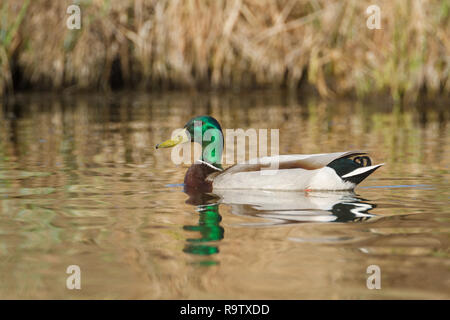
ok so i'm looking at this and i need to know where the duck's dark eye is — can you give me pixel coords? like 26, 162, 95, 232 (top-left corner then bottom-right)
353, 156, 372, 167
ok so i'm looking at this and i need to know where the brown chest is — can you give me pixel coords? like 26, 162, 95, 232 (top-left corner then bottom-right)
183, 163, 218, 193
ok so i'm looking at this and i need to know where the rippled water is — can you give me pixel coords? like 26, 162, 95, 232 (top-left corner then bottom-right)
0, 92, 448, 299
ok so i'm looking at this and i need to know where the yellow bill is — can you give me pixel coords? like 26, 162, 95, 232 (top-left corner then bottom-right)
155, 128, 190, 149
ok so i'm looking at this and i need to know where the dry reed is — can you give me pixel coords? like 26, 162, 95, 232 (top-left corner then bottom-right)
0, 0, 449, 101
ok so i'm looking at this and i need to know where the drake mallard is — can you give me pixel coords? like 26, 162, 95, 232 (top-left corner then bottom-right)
156, 115, 383, 192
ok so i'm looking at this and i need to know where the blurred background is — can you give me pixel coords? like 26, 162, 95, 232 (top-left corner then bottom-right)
0, 0, 449, 299
0, 0, 449, 102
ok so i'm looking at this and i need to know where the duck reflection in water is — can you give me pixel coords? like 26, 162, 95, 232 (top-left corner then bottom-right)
182, 188, 377, 258
183, 191, 223, 258
215, 190, 377, 227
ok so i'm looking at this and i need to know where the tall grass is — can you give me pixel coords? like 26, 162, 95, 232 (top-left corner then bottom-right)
0, 0, 449, 101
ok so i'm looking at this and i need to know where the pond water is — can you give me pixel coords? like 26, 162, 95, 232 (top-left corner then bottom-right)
0, 92, 448, 299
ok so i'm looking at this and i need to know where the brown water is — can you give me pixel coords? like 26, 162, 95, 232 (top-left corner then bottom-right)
0, 92, 448, 299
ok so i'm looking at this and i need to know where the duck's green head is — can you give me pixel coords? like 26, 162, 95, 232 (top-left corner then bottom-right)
156, 115, 223, 167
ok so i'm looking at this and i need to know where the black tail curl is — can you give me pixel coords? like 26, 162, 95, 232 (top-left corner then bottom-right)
327, 155, 378, 185
353, 156, 372, 167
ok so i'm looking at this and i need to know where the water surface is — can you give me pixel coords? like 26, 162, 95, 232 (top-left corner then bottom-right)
0, 92, 448, 299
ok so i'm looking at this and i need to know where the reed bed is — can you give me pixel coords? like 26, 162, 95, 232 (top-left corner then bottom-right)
0, 0, 449, 101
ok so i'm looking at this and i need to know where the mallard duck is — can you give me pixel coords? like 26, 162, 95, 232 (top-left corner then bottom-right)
156, 115, 383, 192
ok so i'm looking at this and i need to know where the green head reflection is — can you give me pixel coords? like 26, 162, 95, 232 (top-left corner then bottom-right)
183, 201, 224, 258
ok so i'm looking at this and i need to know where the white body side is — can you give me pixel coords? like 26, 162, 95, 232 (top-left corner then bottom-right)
212, 166, 356, 191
